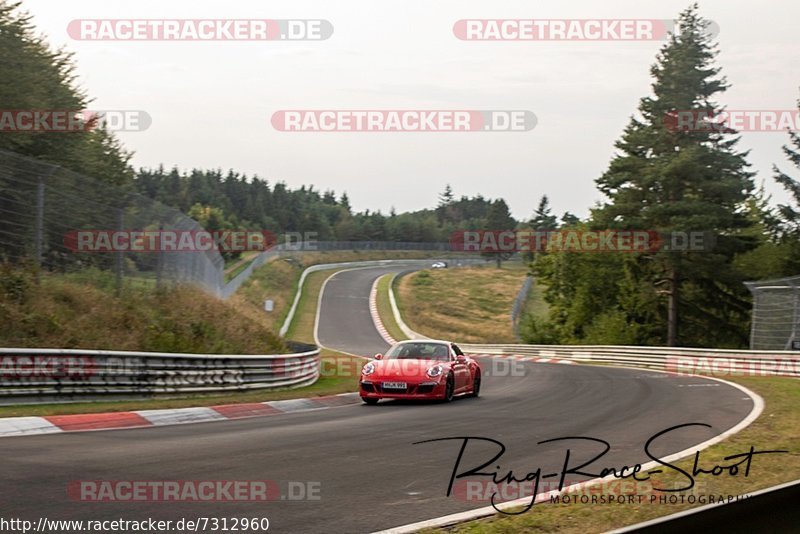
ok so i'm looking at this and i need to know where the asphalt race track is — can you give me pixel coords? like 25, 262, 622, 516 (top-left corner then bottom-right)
316, 264, 416, 355
0, 264, 757, 533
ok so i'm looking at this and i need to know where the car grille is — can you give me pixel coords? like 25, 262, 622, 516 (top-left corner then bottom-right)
378, 384, 409, 393
362, 382, 437, 395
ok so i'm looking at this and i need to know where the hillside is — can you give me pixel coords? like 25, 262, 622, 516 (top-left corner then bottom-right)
0, 264, 286, 354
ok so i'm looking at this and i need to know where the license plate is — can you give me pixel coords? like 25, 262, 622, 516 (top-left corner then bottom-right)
382, 381, 407, 389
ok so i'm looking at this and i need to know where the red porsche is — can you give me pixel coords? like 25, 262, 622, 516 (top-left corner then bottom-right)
359, 340, 481, 404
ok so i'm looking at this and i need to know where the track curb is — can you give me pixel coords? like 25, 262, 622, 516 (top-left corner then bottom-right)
0, 392, 361, 437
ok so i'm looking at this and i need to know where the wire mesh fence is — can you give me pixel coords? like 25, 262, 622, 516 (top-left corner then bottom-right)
745, 275, 800, 350
0, 149, 460, 299
0, 148, 226, 295
511, 275, 533, 340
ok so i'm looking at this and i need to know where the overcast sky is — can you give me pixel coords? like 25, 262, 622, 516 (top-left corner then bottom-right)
21, 0, 800, 219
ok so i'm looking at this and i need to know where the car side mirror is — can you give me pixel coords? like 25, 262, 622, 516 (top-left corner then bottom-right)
374, 353, 383, 360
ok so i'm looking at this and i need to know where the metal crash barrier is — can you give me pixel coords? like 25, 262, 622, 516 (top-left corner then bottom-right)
459, 343, 800, 377
0, 342, 320, 405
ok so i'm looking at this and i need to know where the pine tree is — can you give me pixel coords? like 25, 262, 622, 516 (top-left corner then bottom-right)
773, 96, 800, 235
560, 212, 580, 227
339, 192, 351, 213
483, 199, 516, 268
436, 184, 455, 224
594, 4, 755, 346
0, 1, 132, 183
530, 195, 558, 230
768, 94, 800, 275
522, 195, 558, 263
438, 184, 454, 205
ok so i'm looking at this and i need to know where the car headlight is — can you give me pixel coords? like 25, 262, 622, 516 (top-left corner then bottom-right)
362, 362, 376, 376
427, 365, 443, 378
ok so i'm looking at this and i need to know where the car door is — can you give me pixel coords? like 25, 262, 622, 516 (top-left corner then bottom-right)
450, 344, 470, 392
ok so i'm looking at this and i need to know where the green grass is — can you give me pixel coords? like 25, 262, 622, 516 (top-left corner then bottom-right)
523, 280, 549, 320
0, 265, 286, 355
376, 273, 408, 342
285, 268, 340, 343
426, 376, 799, 534
396, 264, 529, 343
235, 257, 301, 332
224, 252, 259, 282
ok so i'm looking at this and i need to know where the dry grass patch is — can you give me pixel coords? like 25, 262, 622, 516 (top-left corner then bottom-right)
0, 265, 285, 354
396, 264, 528, 343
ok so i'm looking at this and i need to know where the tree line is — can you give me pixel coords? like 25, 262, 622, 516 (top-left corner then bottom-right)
135, 166, 518, 244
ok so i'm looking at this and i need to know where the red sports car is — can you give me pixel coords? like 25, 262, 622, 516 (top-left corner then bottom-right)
359, 340, 481, 404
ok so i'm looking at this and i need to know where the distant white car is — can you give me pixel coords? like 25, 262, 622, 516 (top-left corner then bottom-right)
431, 261, 447, 269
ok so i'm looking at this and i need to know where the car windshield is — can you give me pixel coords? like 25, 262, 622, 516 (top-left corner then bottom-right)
385, 342, 450, 361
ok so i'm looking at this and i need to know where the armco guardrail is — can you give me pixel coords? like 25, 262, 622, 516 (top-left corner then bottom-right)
0, 342, 320, 405
387, 279, 799, 376
458, 343, 800, 376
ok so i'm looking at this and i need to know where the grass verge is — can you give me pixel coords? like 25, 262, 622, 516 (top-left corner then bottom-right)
523, 280, 549, 320
375, 273, 408, 342
284, 268, 339, 344
0, 265, 285, 354
224, 251, 259, 282
233, 250, 458, 333
425, 376, 798, 533
396, 263, 529, 343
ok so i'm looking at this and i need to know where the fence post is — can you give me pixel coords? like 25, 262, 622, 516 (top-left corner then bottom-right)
789, 283, 800, 350
748, 285, 757, 350
34, 174, 45, 283
156, 222, 164, 290
115, 207, 124, 296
